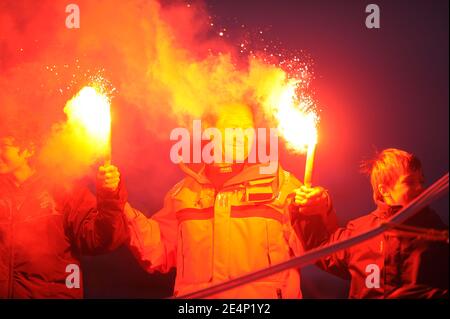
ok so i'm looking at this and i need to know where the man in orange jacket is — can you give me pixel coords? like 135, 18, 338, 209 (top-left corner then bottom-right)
292, 148, 448, 298
124, 103, 336, 298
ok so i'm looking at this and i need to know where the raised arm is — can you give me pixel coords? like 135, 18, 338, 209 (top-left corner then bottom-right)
64, 165, 128, 255
290, 186, 351, 279
124, 187, 179, 274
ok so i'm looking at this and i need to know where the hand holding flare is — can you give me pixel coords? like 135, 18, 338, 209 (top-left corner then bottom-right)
97, 164, 121, 193
66, 85, 119, 193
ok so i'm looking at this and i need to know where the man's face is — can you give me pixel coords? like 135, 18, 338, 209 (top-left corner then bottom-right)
214, 105, 255, 163
0, 137, 31, 174
384, 170, 425, 206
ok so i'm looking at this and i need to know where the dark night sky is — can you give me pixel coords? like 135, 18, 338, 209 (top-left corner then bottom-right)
79, 0, 449, 298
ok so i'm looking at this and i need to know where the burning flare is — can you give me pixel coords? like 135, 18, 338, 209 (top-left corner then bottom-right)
64, 85, 112, 158
271, 80, 318, 154
269, 79, 319, 187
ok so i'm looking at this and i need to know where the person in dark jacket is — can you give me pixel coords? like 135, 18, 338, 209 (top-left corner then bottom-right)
0, 129, 128, 298
292, 148, 448, 298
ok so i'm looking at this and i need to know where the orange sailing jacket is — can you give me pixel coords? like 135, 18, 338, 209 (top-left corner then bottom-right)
125, 163, 335, 298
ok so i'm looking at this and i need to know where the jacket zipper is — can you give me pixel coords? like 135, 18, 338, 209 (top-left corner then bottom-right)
180, 226, 185, 279
265, 220, 283, 299
7, 200, 14, 298
265, 221, 272, 267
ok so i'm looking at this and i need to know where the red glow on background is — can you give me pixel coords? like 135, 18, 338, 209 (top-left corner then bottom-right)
0, 0, 447, 299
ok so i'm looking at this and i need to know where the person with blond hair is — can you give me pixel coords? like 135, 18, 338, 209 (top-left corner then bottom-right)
292, 148, 448, 298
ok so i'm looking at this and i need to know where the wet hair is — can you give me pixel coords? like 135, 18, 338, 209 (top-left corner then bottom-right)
214, 102, 255, 128
0, 124, 37, 150
360, 148, 423, 202
0, 120, 43, 171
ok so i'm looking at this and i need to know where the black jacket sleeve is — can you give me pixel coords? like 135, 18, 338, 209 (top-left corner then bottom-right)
63, 181, 129, 255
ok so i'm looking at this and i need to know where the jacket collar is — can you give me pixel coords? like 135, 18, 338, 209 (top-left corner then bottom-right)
179, 162, 279, 188
373, 200, 403, 219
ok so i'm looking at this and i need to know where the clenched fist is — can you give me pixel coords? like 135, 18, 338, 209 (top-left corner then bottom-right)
293, 185, 330, 214
97, 164, 121, 193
